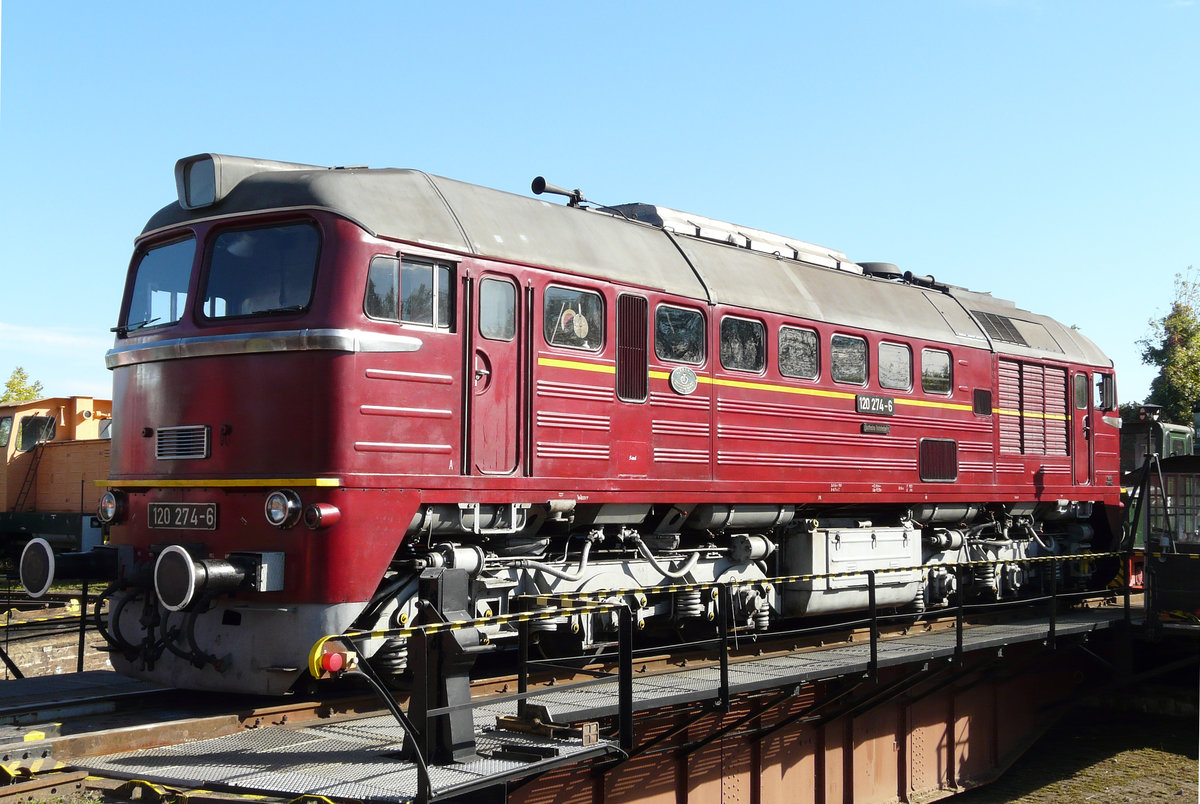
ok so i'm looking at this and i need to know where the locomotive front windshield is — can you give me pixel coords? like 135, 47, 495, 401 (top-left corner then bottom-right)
201, 222, 320, 319
123, 237, 197, 332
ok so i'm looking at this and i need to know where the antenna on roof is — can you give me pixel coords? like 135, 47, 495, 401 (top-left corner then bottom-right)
532, 177, 587, 208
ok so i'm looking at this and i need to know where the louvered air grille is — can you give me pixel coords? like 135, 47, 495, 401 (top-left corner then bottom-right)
617, 294, 649, 402
919, 439, 958, 482
973, 311, 1029, 347
157, 425, 210, 460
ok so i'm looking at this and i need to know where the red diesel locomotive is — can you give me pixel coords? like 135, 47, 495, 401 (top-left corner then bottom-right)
21, 155, 1122, 693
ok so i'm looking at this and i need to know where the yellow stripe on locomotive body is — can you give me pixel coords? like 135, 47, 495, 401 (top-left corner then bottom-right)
994, 407, 1070, 421
549, 356, 980, 415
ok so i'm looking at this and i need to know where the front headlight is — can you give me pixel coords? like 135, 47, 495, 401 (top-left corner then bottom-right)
97, 491, 125, 524
264, 489, 302, 529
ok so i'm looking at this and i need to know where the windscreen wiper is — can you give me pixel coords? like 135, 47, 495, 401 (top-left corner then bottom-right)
111, 317, 161, 336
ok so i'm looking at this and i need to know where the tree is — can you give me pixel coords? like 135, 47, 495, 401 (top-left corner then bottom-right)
1118, 401, 1146, 426
1140, 269, 1200, 425
0, 367, 44, 404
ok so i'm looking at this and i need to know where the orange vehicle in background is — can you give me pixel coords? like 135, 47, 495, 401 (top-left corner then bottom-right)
0, 396, 112, 553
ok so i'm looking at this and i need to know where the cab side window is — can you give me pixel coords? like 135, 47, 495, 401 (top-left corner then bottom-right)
366, 256, 454, 330
18, 416, 55, 452
1095, 372, 1117, 411
1074, 374, 1090, 410
0, 416, 11, 448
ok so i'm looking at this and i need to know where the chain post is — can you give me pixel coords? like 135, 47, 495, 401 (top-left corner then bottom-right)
618, 605, 634, 751
867, 570, 878, 679
718, 584, 731, 713
77, 581, 89, 673
954, 563, 965, 665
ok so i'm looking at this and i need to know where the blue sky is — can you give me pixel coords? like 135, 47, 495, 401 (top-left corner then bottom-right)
1, 1, 1197, 403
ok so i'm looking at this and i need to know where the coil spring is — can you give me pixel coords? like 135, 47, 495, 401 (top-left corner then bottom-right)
372, 637, 408, 675
754, 602, 770, 631
913, 581, 927, 615
675, 589, 704, 619
974, 563, 997, 592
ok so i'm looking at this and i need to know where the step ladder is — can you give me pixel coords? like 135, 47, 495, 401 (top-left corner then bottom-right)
13, 420, 54, 512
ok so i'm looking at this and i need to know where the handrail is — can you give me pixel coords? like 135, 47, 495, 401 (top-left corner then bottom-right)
304, 549, 1132, 796
309, 551, 1127, 654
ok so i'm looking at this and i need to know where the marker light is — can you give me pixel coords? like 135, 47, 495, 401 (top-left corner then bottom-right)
320, 651, 346, 673
264, 489, 302, 529
303, 503, 341, 530
97, 491, 125, 524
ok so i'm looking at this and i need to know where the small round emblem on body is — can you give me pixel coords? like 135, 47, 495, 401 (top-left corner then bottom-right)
669, 366, 698, 395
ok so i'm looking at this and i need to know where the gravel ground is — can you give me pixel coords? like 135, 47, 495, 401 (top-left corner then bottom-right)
954, 704, 1198, 802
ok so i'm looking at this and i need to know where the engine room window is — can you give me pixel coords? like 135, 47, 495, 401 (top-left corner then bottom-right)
879, 343, 912, 391
921, 349, 953, 395
779, 326, 819, 380
203, 222, 320, 319
544, 285, 604, 351
365, 256, 453, 330
0, 417, 10, 448
720, 316, 766, 373
18, 416, 55, 452
655, 305, 705, 365
831, 334, 867, 385
479, 278, 516, 341
123, 236, 196, 332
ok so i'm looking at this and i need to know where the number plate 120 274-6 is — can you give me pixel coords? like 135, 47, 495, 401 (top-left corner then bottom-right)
855, 394, 895, 416
148, 502, 217, 530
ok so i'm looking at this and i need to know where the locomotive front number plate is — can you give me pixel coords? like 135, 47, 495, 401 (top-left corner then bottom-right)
855, 394, 895, 416
149, 502, 218, 530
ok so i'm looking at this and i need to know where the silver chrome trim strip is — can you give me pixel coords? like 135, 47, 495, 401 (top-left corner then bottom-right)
105, 328, 423, 368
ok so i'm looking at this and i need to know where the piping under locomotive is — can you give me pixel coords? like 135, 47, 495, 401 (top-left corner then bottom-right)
21, 155, 1122, 694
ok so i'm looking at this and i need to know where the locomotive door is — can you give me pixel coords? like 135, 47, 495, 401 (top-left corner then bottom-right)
1072, 371, 1093, 485
468, 273, 521, 474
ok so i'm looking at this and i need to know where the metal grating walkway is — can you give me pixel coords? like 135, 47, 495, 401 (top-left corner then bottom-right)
79, 607, 1129, 802
83, 716, 611, 803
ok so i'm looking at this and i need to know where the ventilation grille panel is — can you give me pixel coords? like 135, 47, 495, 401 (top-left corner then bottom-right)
157, 425, 210, 460
973, 311, 1029, 347
616, 294, 649, 402
919, 439, 958, 482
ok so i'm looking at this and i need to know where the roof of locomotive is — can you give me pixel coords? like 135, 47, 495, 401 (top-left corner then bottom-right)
141, 159, 1110, 368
